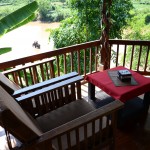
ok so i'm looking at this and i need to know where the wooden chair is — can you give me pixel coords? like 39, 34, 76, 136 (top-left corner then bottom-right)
0, 73, 124, 150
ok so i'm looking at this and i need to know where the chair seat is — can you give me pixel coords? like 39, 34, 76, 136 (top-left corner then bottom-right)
36, 99, 95, 132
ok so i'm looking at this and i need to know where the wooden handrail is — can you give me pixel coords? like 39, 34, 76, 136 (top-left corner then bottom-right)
1, 40, 102, 86
109, 39, 150, 45
0, 40, 101, 70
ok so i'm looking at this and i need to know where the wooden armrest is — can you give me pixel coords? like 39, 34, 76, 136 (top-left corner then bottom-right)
24, 100, 124, 150
42, 100, 124, 139
15, 75, 83, 102
13, 72, 79, 98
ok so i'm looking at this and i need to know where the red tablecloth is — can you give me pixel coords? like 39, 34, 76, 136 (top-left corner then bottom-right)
85, 66, 150, 102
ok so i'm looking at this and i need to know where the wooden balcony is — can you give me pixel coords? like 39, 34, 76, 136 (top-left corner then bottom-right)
0, 39, 150, 149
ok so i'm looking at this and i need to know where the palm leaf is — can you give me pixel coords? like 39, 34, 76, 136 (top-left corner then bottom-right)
0, 47, 12, 55
8, 14, 36, 32
0, 1, 38, 37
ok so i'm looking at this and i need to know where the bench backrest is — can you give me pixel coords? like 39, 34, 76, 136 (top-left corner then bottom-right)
15, 75, 83, 118
0, 71, 83, 118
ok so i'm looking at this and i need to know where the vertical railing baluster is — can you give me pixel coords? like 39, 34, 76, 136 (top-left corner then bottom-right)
28, 67, 34, 85
45, 62, 49, 80
90, 48, 92, 73
84, 124, 88, 149
144, 46, 150, 72
92, 120, 96, 148
23, 69, 28, 87
137, 45, 142, 71
13, 72, 19, 86
116, 44, 119, 67
76, 128, 80, 150
71, 52, 74, 72
56, 55, 60, 77
40, 64, 45, 81
130, 45, 135, 70
123, 45, 127, 67
63, 53, 67, 74
67, 133, 71, 149
71, 83, 76, 101
109, 44, 112, 68
49, 60, 55, 78
58, 136, 62, 150
84, 49, 86, 76
95, 46, 98, 71
52, 90, 57, 109
32, 66, 38, 84
99, 118, 102, 144
76, 81, 81, 99
77, 50, 80, 74
18, 70, 24, 87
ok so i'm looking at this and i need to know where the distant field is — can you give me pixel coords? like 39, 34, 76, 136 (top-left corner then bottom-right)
0, 3, 26, 19
133, 3, 150, 12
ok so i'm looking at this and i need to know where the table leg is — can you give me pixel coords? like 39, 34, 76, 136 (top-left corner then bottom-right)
143, 92, 150, 113
88, 82, 95, 100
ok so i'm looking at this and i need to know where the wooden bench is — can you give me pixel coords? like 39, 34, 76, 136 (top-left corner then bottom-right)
0, 72, 124, 150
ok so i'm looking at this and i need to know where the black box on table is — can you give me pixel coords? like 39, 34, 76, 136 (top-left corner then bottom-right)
117, 70, 132, 82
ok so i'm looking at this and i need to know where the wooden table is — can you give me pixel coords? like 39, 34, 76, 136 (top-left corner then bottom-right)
85, 66, 150, 111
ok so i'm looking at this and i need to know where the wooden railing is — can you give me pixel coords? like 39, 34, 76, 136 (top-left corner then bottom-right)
109, 39, 150, 76
0, 39, 150, 88
0, 40, 101, 87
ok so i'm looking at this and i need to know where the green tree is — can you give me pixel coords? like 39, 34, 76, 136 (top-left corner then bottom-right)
50, 0, 133, 48
110, 0, 133, 38
49, 0, 133, 74
36, 0, 53, 21
122, 3, 150, 69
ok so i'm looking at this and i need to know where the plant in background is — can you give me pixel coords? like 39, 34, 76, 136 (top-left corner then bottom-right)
49, 0, 133, 73
145, 14, 150, 25
50, 0, 133, 48
36, 0, 53, 21
122, 2, 150, 69
0, 1, 38, 55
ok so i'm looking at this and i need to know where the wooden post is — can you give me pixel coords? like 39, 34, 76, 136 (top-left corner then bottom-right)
100, 0, 112, 70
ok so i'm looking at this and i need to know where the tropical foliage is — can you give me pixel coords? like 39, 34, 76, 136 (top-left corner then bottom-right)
49, 0, 133, 74
0, 0, 71, 22
0, 1, 38, 37
0, 1, 38, 55
50, 0, 133, 49
122, 2, 150, 69
37, 0, 71, 22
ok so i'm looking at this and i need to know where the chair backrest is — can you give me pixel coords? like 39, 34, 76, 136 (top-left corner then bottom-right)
0, 86, 42, 144
0, 72, 20, 94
